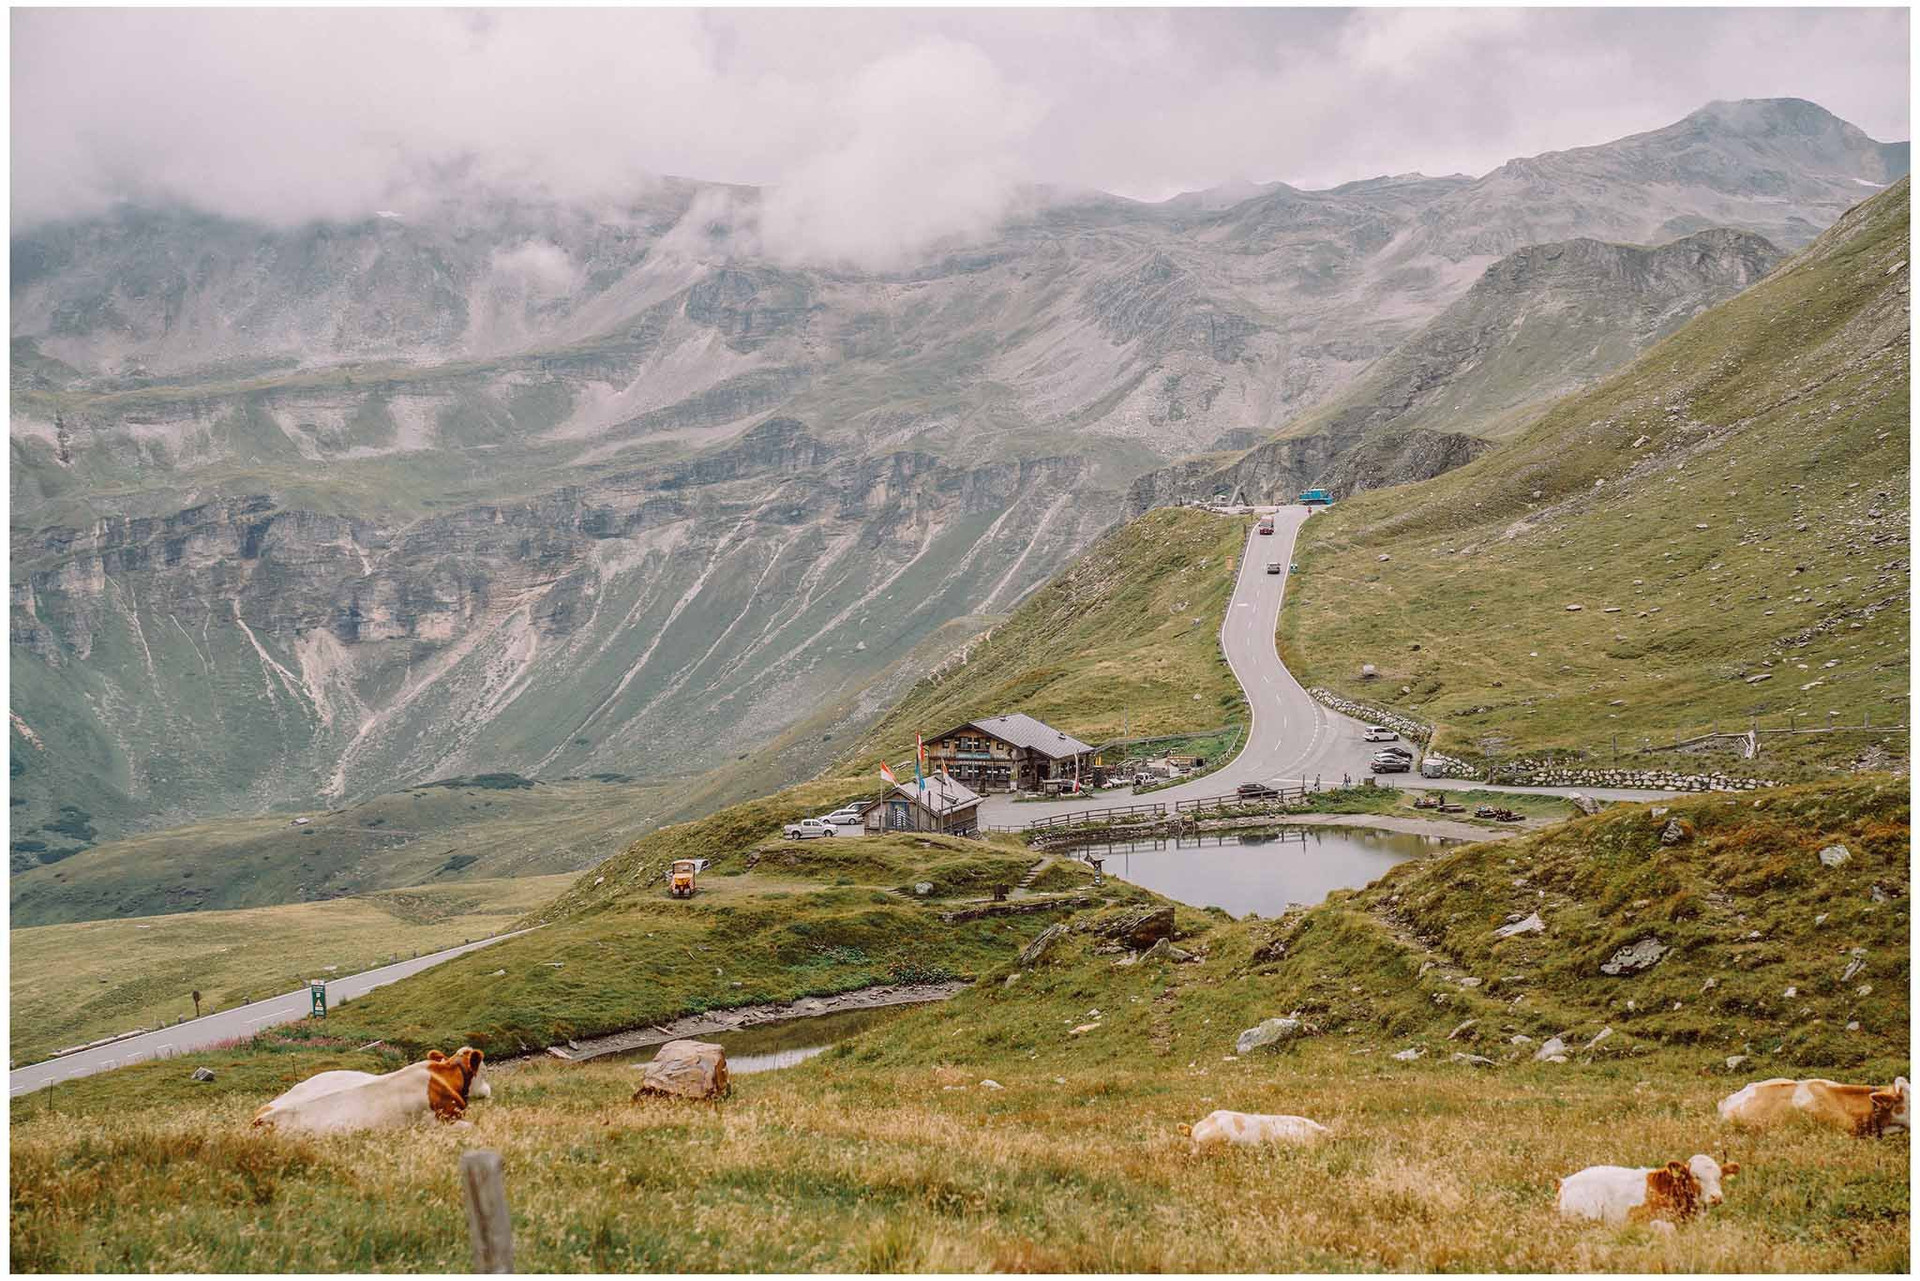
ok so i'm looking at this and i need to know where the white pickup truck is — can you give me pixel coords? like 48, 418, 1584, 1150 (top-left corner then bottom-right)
782, 817, 838, 840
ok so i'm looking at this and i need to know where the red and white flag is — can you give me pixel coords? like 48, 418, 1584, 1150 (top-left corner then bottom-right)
879, 762, 897, 785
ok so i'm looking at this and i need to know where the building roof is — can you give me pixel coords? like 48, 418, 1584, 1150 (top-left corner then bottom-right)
941, 712, 1093, 760
889, 769, 981, 816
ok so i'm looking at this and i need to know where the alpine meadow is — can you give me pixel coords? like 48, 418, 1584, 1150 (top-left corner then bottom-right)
7, 8, 1911, 1277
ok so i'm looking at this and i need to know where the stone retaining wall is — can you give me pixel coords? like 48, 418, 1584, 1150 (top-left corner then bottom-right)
1308, 688, 1432, 744
1490, 758, 1780, 792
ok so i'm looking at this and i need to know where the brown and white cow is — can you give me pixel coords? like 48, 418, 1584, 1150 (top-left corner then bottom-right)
1180, 1109, 1330, 1149
1718, 1076, 1910, 1137
254, 1047, 486, 1134
1556, 1154, 1738, 1225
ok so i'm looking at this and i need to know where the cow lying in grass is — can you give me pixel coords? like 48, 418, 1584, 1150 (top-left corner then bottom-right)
1181, 1110, 1329, 1149
1556, 1154, 1737, 1226
254, 1047, 487, 1134
1718, 1077, 1910, 1137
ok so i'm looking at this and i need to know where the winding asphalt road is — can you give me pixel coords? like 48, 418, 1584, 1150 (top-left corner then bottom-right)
8, 928, 537, 1097
977, 506, 1677, 828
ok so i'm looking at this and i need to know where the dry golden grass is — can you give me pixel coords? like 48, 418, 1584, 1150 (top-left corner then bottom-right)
11, 1041, 1907, 1272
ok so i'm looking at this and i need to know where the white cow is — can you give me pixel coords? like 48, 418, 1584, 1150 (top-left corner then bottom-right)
254, 1047, 486, 1134
1556, 1154, 1737, 1225
263, 1051, 493, 1112
1182, 1109, 1330, 1149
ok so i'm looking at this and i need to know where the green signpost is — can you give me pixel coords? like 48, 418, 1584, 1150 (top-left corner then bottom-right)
309, 981, 327, 1019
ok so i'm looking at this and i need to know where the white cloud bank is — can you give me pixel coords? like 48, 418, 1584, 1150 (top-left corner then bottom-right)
10, 8, 1910, 269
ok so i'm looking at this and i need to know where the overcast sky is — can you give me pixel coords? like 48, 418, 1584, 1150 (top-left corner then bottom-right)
12, 7, 1910, 265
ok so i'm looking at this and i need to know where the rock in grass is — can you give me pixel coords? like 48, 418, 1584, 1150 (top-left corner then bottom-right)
1494, 912, 1546, 940
1726, 1055, 1750, 1072
1095, 905, 1175, 948
1533, 1036, 1569, 1062
1236, 1017, 1303, 1055
1019, 924, 1066, 967
634, 1039, 729, 1102
1391, 1047, 1425, 1062
190, 1067, 216, 1082
1450, 1053, 1495, 1067
1601, 937, 1669, 976
1817, 844, 1851, 868
1658, 819, 1694, 846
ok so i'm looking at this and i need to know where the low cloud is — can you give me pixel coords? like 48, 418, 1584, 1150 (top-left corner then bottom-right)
757, 39, 1044, 269
489, 241, 583, 300
11, 9, 1909, 269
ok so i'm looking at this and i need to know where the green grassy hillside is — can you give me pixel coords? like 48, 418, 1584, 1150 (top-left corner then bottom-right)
1284, 179, 1910, 774
287, 828, 1109, 1057
851, 507, 1249, 765
9, 774, 671, 927
12, 777, 1906, 1271
9, 875, 573, 1066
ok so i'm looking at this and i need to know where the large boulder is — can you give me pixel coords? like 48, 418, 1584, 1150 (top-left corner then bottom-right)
1094, 905, 1175, 948
1600, 937, 1670, 976
1236, 1017, 1303, 1055
634, 1040, 730, 1102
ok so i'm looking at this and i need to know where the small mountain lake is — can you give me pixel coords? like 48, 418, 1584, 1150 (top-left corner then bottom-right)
605, 1005, 910, 1076
1067, 825, 1458, 918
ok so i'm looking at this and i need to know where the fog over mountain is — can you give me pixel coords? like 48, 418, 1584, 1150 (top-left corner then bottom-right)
7, 8, 1912, 859
12, 8, 1910, 266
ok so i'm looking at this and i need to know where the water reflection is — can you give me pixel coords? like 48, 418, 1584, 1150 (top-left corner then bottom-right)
605, 1005, 911, 1075
1068, 825, 1455, 919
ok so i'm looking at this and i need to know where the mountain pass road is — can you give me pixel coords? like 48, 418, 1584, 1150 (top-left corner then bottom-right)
9, 928, 538, 1096
976, 506, 1679, 827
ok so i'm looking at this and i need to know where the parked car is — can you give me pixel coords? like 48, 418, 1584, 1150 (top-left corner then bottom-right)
1370, 757, 1411, 774
1236, 782, 1281, 799
1362, 726, 1398, 742
1419, 759, 1447, 779
1375, 745, 1414, 761
1265, 562, 1283, 574
821, 806, 864, 825
782, 817, 838, 840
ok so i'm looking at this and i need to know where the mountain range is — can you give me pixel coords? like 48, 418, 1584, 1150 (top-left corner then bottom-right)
9, 98, 1908, 851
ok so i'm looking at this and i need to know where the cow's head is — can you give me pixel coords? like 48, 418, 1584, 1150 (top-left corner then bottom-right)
1643, 1160, 1704, 1221
1688, 1154, 1735, 1206
424, 1047, 486, 1120
1869, 1077, 1910, 1134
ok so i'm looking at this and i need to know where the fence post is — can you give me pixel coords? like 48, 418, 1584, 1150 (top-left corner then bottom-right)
460, 1149, 513, 1273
